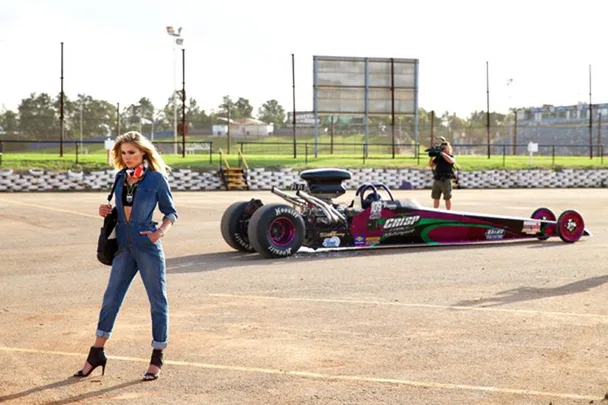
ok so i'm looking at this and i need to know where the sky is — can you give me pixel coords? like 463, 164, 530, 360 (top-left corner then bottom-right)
1, 0, 608, 119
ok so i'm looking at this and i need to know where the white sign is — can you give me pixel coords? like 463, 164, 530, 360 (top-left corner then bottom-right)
527, 142, 538, 165
104, 137, 115, 151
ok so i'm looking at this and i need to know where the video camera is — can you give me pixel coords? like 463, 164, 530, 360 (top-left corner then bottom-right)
425, 144, 445, 157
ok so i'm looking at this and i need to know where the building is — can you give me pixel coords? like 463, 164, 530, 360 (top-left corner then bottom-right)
212, 124, 228, 136
286, 111, 319, 127
516, 103, 608, 125
230, 118, 274, 136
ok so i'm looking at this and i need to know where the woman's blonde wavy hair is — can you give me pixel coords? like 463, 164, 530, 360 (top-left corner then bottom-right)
112, 131, 170, 175
439, 136, 453, 155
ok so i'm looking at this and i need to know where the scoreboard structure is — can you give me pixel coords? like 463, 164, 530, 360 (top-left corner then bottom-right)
312, 55, 419, 157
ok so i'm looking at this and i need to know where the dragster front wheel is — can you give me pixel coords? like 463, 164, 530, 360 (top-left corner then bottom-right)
556, 210, 585, 243
248, 203, 305, 258
530, 207, 556, 240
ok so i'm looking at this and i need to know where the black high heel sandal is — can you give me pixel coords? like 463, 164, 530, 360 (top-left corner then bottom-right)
73, 346, 107, 377
142, 349, 164, 381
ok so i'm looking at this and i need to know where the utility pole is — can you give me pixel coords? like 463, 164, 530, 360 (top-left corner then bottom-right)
486, 61, 490, 159
291, 53, 297, 158
181, 48, 186, 158
59, 42, 65, 157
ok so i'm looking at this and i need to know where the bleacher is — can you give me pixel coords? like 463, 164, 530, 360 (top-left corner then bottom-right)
493, 123, 606, 156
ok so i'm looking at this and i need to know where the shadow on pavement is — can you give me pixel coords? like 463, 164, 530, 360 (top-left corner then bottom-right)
0, 378, 143, 404
454, 274, 608, 308
165, 240, 567, 274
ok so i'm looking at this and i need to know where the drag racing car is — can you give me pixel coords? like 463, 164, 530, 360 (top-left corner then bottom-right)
220, 168, 591, 259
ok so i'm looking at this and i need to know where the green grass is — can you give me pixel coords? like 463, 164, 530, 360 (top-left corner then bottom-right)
1, 151, 606, 172
2, 134, 605, 171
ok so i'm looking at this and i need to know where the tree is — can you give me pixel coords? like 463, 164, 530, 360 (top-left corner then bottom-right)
257, 99, 286, 128
137, 97, 155, 120
466, 110, 508, 130
234, 97, 253, 119
187, 98, 214, 130
218, 95, 237, 121
69, 94, 117, 139
0, 110, 18, 134
18, 93, 58, 140
218, 96, 253, 121
162, 91, 189, 131
444, 112, 466, 132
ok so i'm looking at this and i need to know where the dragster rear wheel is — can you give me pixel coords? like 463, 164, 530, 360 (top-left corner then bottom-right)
220, 200, 259, 252
530, 207, 556, 240
248, 203, 305, 258
556, 210, 585, 243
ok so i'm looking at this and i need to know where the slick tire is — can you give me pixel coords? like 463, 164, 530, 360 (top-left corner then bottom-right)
220, 201, 256, 252
248, 203, 305, 259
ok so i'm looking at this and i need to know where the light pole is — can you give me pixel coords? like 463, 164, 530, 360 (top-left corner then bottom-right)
150, 109, 157, 142
166, 26, 184, 154
507, 78, 515, 154
79, 95, 84, 151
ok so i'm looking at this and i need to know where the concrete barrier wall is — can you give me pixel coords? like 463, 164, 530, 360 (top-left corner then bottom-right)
1, 168, 607, 192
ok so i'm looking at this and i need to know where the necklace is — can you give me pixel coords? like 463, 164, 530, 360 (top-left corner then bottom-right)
125, 180, 140, 204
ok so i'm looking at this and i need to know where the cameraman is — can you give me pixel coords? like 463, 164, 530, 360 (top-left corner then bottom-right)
428, 137, 456, 210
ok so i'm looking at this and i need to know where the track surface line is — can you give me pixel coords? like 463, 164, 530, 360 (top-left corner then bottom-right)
0, 346, 601, 402
0, 198, 99, 219
209, 293, 608, 320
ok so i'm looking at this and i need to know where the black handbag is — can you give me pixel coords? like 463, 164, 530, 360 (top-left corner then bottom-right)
97, 174, 120, 266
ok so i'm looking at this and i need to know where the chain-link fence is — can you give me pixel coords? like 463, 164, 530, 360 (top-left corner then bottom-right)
3, 112, 608, 169
0, 140, 214, 169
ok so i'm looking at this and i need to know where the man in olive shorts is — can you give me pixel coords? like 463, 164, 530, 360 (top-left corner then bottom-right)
429, 137, 456, 210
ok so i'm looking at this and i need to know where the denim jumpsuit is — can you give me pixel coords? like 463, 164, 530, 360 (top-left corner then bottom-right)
96, 169, 178, 349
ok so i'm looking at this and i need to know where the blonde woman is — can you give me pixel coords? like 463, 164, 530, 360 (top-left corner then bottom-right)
74, 131, 178, 381
429, 136, 456, 210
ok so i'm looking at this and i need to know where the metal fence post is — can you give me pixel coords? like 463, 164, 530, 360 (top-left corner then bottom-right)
75, 142, 79, 164
305, 143, 308, 165
502, 144, 506, 167
363, 143, 366, 165
552, 145, 555, 167
209, 142, 213, 164
0, 141, 3, 166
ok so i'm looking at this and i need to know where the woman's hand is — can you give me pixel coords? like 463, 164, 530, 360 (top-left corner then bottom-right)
99, 204, 112, 217
140, 229, 163, 243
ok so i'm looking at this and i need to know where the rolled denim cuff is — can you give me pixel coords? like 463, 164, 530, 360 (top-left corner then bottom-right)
162, 213, 177, 224
96, 329, 111, 339
152, 340, 168, 350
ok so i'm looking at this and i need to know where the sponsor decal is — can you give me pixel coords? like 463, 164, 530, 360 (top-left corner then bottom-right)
382, 215, 421, 230
382, 201, 399, 210
234, 232, 252, 249
367, 219, 380, 230
382, 228, 416, 239
354, 235, 365, 246
268, 245, 292, 256
522, 220, 541, 235
485, 228, 505, 240
319, 231, 346, 238
369, 201, 383, 220
322, 236, 341, 248
274, 206, 297, 217
365, 236, 381, 245
290, 182, 307, 191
